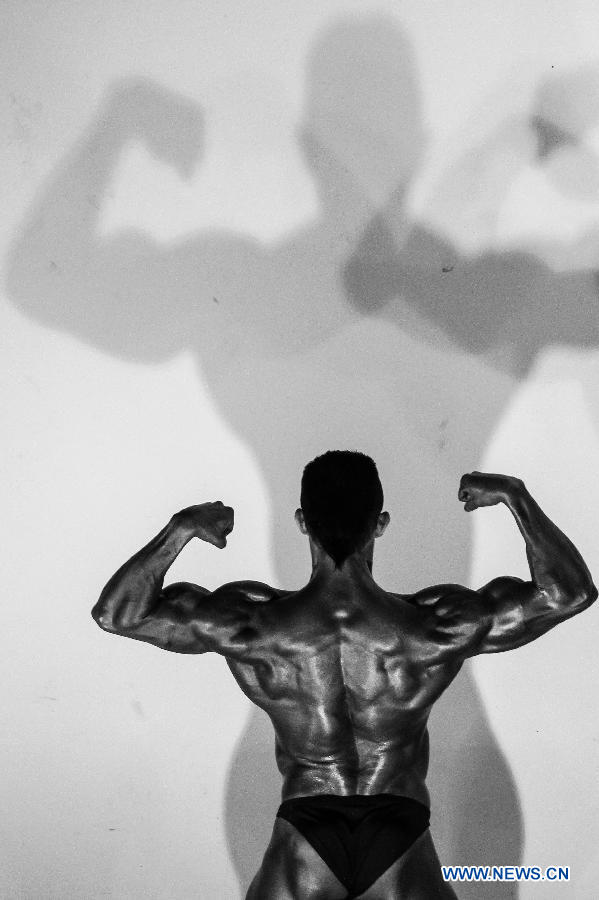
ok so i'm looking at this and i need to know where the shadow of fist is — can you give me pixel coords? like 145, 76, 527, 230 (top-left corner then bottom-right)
105, 76, 204, 178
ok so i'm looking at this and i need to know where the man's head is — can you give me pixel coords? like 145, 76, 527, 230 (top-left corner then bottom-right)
296, 451, 389, 568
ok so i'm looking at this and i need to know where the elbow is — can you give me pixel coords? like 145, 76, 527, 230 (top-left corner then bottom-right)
91, 601, 117, 633
557, 582, 598, 614
580, 582, 598, 611
92, 600, 143, 634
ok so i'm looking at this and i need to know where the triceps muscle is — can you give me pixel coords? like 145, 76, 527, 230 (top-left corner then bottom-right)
472, 576, 590, 654
119, 583, 260, 656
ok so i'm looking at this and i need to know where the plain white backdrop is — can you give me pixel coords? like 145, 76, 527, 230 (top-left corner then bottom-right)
2, 1, 599, 897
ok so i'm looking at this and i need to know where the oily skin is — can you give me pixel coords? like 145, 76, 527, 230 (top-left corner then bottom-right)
93, 472, 597, 899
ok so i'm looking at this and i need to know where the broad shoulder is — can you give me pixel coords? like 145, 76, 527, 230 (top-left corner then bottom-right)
402, 583, 475, 608
211, 580, 292, 604
400, 582, 487, 660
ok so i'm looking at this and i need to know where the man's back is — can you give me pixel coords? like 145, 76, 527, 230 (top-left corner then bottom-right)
224, 574, 466, 805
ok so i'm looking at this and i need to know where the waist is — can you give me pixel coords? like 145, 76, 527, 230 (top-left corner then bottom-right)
277, 792, 430, 823
280, 761, 430, 807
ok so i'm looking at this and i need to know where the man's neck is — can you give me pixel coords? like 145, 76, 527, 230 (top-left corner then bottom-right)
308, 545, 376, 587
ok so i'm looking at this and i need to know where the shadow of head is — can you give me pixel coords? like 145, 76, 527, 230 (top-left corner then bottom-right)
299, 13, 425, 211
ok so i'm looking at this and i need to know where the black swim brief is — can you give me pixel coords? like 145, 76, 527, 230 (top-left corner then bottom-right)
277, 793, 430, 899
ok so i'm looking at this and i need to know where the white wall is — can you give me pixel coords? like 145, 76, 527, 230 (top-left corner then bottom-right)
2, 1, 599, 897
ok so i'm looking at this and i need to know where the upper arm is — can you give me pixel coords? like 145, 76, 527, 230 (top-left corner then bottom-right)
115, 581, 262, 657
428, 577, 594, 657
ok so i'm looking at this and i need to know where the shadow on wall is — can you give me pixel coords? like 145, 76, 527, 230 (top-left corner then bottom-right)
7, 11, 599, 899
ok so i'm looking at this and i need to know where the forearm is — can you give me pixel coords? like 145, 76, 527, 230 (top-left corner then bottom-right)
503, 481, 596, 605
92, 519, 193, 631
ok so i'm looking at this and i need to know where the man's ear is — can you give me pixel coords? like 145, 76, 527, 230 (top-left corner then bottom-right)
374, 511, 390, 538
295, 508, 308, 534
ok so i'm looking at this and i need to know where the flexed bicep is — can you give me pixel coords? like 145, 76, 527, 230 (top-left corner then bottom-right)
421, 472, 597, 659
468, 576, 574, 654
456, 471, 597, 654
122, 582, 262, 657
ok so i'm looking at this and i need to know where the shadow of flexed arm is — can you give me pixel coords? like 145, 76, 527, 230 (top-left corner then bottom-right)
6, 73, 360, 371
344, 69, 599, 377
6, 78, 205, 361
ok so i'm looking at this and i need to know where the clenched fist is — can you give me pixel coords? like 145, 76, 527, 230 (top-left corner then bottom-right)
458, 472, 524, 511
172, 501, 234, 548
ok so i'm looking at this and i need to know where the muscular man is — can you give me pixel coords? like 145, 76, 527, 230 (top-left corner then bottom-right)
92, 451, 596, 899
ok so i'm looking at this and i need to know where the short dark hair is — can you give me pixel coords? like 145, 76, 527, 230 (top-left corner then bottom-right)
300, 450, 384, 567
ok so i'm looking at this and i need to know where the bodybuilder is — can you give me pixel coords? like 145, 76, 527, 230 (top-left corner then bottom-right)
92, 451, 597, 899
